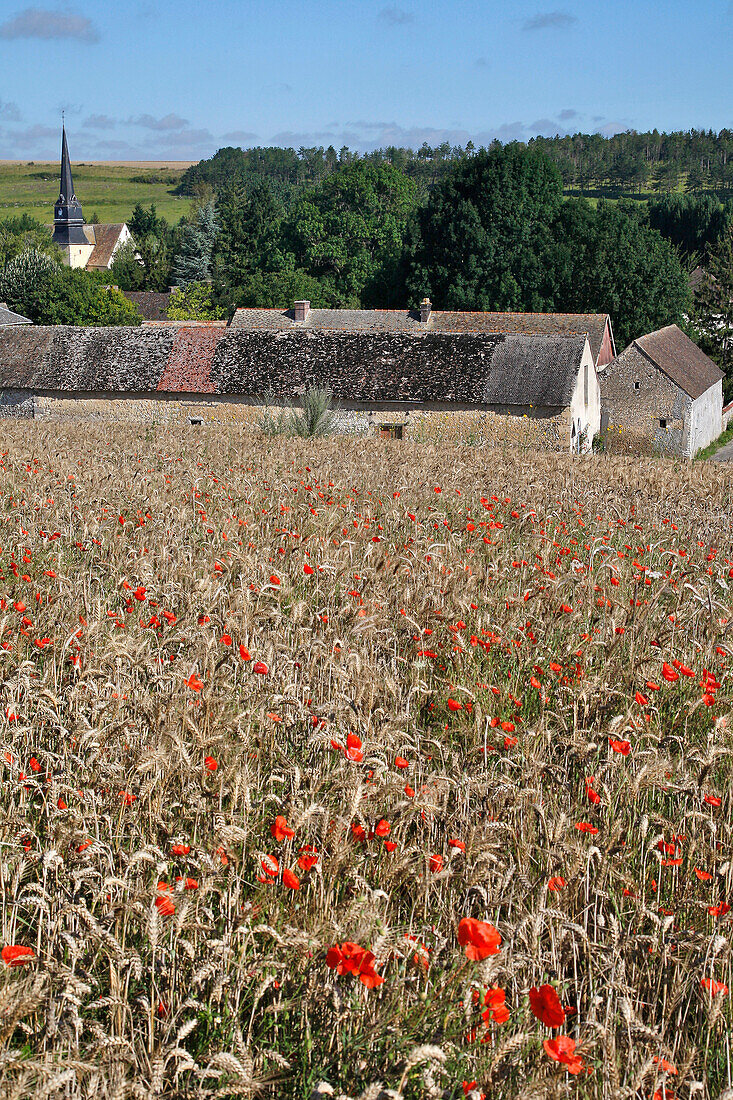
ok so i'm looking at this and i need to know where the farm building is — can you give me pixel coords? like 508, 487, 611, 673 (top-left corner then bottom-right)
0, 300, 603, 450
51, 126, 131, 270
0, 304, 31, 327
599, 324, 724, 456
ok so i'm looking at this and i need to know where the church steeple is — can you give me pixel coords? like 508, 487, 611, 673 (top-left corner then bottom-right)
52, 123, 88, 250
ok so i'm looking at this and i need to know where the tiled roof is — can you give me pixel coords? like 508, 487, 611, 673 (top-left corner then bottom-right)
122, 292, 171, 321
83, 224, 127, 269
632, 325, 723, 400
230, 307, 611, 361
0, 325, 589, 409
0, 304, 32, 326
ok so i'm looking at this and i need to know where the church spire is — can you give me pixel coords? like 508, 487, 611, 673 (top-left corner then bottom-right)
59, 124, 76, 205
52, 123, 88, 253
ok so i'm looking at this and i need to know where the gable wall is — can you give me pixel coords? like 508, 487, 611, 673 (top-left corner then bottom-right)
600, 344, 692, 455
688, 380, 723, 455
596, 321, 615, 367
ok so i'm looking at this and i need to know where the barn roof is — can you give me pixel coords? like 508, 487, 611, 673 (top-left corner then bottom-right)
0, 304, 32, 327
122, 291, 172, 321
230, 307, 611, 362
83, 223, 127, 269
0, 324, 589, 408
632, 325, 723, 400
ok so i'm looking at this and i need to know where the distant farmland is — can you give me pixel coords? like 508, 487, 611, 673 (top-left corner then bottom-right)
0, 160, 196, 226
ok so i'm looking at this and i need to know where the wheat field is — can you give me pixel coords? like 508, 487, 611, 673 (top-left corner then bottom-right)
0, 423, 731, 1100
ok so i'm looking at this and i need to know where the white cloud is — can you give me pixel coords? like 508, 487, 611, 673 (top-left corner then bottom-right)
0, 7, 99, 42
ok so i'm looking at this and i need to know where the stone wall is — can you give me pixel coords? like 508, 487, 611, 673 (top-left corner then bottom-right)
0, 390, 34, 418
28, 391, 571, 449
688, 380, 724, 455
599, 345, 692, 456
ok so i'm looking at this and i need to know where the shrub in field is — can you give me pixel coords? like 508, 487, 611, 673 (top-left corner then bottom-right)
0, 424, 730, 1099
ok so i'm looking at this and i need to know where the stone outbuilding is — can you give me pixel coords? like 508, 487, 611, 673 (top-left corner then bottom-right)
0, 304, 32, 327
599, 324, 724, 456
0, 303, 603, 450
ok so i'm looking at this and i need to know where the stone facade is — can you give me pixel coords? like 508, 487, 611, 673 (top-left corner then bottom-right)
600, 339, 723, 457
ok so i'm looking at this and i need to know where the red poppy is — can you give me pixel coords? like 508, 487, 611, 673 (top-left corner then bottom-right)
575, 822, 599, 834
2, 945, 35, 967
298, 845, 318, 871
374, 819, 391, 837
662, 663, 679, 683
547, 876, 566, 892
543, 1035, 585, 1074
704, 794, 722, 808
326, 942, 383, 988
253, 661, 268, 675
282, 867, 300, 890
271, 815, 295, 841
171, 843, 190, 856
429, 853, 444, 873
183, 877, 199, 890
155, 894, 175, 917
708, 902, 730, 918
303, 563, 314, 575
530, 984, 566, 1028
694, 867, 712, 881
384, 840, 397, 852
701, 977, 729, 996
634, 691, 649, 706
482, 986, 510, 1024
134, 586, 146, 601
220, 633, 232, 646
239, 645, 251, 661
394, 756, 409, 769
185, 673, 203, 692
204, 755, 218, 771
609, 738, 631, 755
449, 838, 466, 851
261, 854, 279, 877
457, 918, 502, 961
447, 698, 463, 711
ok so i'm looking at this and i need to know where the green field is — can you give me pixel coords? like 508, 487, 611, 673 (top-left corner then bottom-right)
0, 160, 195, 226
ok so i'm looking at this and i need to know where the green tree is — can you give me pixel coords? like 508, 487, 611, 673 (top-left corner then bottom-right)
173, 200, 220, 287
0, 216, 60, 268
0, 252, 141, 325
0, 248, 61, 321
286, 161, 418, 306
214, 180, 285, 289
167, 283, 225, 320
564, 201, 690, 347
693, 221, 733, 392
224, 268, 332, 311
406, 144, 564, 311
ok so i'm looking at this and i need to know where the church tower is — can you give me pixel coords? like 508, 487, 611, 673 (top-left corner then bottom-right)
51, 126, 94, 268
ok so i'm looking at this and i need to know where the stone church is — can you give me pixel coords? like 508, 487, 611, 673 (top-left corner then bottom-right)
51, 127, 132, 270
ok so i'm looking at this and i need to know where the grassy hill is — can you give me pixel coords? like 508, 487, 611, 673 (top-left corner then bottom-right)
0, 423, 731, 1099
0, 160, 195, 226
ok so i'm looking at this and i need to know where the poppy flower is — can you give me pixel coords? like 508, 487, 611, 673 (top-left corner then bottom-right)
326, 942, 383, 988
57, 796, 67, 810
482, 986, 510, 1024
171, 843, 190, 856
204, 755, 218, 771
261, 854, 279, 877
119, 791, 136, 806
298, 845, 318, 871
155, 894, 175, 917
449, 838, 466, 851
704, 794, 722, 808
185, 673, 203, 692
634, 691, 648, 706
530, 984, 566, 1028
609, 738, 631, 755
694, 867, 712, 881
662, 663, 679, 683
575, 822, 599, 834
303, 563, 315, 575
447, 699, 463, 711
183, 877, 199, 890
374, 819, 391, 837
271, 815, 295, 841
220, 633, 232, 646
2, 945, 35, 967
239, 645, 251, 661
543, 1035, 585, 1074
253, 661, 268, 675
708, 902, 730, 918
429, 853, 444, 873
394, 756, 409, 769
701, 977, 729, 996
282, 867, 300, 890
652, 1057, 677, 1075
134, 586, 146, 601
547, 876, 566, 892
457, 918, 502, 961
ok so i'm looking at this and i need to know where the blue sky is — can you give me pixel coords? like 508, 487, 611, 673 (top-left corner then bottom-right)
0, 0, 732, 160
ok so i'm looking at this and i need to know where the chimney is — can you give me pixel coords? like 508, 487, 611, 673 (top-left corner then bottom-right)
420, 297, 432, 324
294, 300, 310, 322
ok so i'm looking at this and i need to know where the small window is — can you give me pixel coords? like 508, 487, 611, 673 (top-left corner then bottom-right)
634, 380, 640, 391
379, 424, 403, 440
659, 418, 667, 429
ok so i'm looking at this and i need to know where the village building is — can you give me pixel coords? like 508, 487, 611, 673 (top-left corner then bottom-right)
51, 127, 132, 270
0, 304, 32, 327
599, 324, 724, 456
0, 299, 602, 449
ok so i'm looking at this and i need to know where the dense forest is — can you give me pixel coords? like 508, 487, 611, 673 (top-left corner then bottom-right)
1, 129, 732, 394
